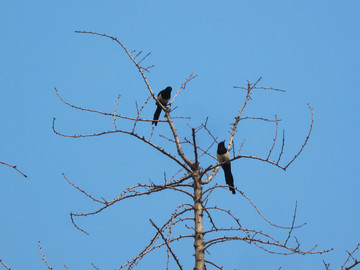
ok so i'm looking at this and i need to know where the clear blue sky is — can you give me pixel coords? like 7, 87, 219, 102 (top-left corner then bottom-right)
1, 1, 360, 269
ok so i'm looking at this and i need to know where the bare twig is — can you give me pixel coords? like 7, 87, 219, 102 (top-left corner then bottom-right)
170, 72, 197, 105
0, 161, 27, 178
266, 115, 278, 160
284, 201, 298, 245
240, 116, 280, 122
283, 104, 314, 170
132, 96, 152, 133
203, 185, 306, 230
204, 259, 223, 269
52, 118, 191, 173
63, 173, 105, 204
38, 241, 53, 270
0, 259, 11, 270
276, 129, 285, 164
238, 139, 246, 156
192, 128, 199, 167
91, 262, 100, 270
113, 94, 121, 130
67, 177, 193, 234
323, 260, 331, 270
150, 219, 183, 269
342, 243, 360, 270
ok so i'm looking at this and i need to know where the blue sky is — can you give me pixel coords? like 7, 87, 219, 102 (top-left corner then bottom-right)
1, 1, 360, 269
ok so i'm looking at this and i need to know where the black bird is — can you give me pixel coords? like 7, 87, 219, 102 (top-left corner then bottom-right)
217, 140, 235, 194
152, 87, 172, 126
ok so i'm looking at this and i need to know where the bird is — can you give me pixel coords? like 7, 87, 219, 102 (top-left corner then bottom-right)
152, 87, 172, 126
217, 140, 235, 194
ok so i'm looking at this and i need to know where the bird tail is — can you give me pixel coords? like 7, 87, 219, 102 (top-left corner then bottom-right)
152, 105, 162, 126
222, 163, 235, 194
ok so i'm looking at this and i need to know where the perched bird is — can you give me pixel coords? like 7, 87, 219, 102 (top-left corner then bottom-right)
217, 140, 235, 194
152, 87, 172, 126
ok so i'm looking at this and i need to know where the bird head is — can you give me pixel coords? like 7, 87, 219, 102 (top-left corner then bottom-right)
218, 140, 226, 149
165, 86, 172, 92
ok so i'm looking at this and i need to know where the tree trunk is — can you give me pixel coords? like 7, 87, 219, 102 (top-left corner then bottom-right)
193, 171, 205, 270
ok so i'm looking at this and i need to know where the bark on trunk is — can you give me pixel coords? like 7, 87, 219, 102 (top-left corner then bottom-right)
193, 171, 205, 270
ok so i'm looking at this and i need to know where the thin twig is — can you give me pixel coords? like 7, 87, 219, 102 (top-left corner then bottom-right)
284, 201, 298, 245
91, 262, 100, 270
0, 161, 27, 178
283, 104, 314, 170
266, 115, 278, 160
113, 94, 121, 130
192, 128, 199, 167
204, 259, 223, 269
150, 219, 183, 270
276, 129, 285, 164
0, 259, 11, 270
38, 241, 53, 270
169, 72, 197, 105
342, 243, 360, 270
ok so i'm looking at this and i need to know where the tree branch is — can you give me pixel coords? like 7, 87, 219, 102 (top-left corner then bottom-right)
0, 259, 11, 270
0, 161, 27, 178
342, 243, 360, 270
38, 241, 53, 270
150, 219, 183, 269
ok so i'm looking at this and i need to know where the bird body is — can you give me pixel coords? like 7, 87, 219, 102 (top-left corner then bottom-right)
152, 87, 172, 126
217, 141, 235, 194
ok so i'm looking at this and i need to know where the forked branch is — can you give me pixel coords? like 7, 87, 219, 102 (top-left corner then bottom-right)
341, 243, 360, 270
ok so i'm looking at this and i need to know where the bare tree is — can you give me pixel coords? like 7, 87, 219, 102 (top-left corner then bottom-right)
51, 31, 334, 269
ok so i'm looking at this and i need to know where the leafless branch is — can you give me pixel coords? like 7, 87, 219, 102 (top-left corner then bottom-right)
64, 171, 194, 234
113, 94, 121, 130
238, 139, 246, 156
192, 128, 199, 167
116, 204, 194, 269
0, 259, 11, 270
276, 129, 285, 164
150, 219, 183, 269
38, 241, 53, 270
204, 185, 306, 230
342, 243, 360, 270
323, 260, 331, 270
284, 201, 298, 245
169, 72, 197, 105
132, 95, 152, 133
63, 173, 105, 204
203, 79, 254, 184
52, 118, 191, 173
283, 104, 314, 170
266, 115, 278, 160
91, 262, 100, 270
240, 116, 280, 122
0, 161, 27, 178
54, 88, 153, 123
204, 259, 223, 269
